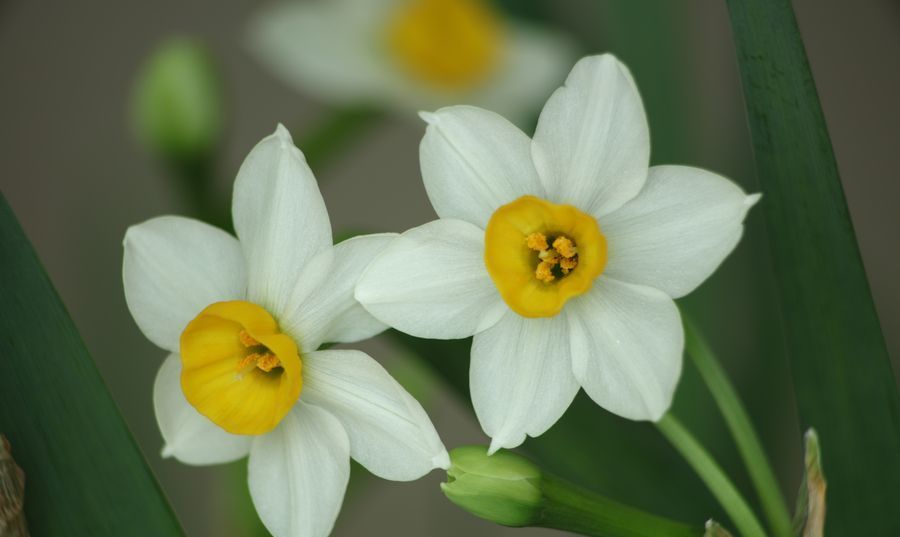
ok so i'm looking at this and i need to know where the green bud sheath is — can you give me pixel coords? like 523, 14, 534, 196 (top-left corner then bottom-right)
131, 37, 223, 161
442, 445, 704, 537
441, 446, 542, 526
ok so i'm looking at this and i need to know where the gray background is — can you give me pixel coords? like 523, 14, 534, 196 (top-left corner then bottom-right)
1, 0, 898, 535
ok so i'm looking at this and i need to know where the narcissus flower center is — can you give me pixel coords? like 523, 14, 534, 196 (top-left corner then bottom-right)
485, 196, 607, 318
386, 0, 503, 90
180, 301, 302, 435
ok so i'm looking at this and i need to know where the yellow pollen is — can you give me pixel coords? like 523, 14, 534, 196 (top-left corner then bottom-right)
238, 330, 260, 347
386, 0, 504, 91
552, 236, 578, 258
526, 232, 549, 251
535, 261, 555, 283
236, 351, 282, 373
484, 195, 608, 318
559, 256, 578, 274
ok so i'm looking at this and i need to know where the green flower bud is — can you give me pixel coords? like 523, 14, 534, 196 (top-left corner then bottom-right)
131, 37, 223, 161
441, 445, 542, 527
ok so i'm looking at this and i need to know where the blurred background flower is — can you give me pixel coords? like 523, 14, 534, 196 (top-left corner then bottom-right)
246, 0, 574, 124
1, 0, 898, 536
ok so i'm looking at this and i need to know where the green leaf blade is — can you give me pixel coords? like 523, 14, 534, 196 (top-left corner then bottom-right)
0, 194, 184, 537
724, 0, 900, 533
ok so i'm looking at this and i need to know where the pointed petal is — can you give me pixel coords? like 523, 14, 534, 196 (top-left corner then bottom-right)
232, 125, 333, 317
355, 219, 506, 339
282, 234, 395, 352
153, 354, 252, 465
602, 165, 760, 298
123, 216, 245, 352
419, 106, 544, 228
302, 350, 449, 481
248, 402, 350, 537
568, 277, 683, 421
470, 310, 579, 452
532, 54, 650, 217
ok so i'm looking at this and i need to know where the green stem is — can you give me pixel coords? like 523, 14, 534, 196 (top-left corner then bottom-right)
536, 473, 703, 537
685, 316, 792, 537
656, 414, 766, 537
297, 105, 384, 171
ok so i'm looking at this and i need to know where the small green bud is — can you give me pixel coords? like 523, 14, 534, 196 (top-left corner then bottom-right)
441, 445, 542, 527
131, 37, 223, 161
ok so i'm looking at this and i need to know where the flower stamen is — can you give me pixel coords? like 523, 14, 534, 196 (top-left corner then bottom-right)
525, 232, 579, 283
237, 329, 282, 373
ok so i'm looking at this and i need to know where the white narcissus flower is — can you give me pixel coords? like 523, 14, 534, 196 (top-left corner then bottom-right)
246, 0, 574, 124
123, 125, 448, 537
355, 54, 760, 453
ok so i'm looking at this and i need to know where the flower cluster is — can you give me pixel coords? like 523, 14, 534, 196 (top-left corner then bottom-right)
123, 54, 757, 537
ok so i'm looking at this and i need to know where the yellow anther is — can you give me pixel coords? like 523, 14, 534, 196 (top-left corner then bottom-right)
238, 330, 260, 347
560, 256, 578, 274
538, 249, 560, 264
256, 354, 281, 373
552, 236, 578, 258
236, 351, 282, 373
535, 261, 556, 283
525, 232, 548, 251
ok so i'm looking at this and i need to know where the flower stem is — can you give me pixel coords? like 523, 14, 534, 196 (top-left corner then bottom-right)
442, 445, 704, 537
536, 473, 704, 537
684, 316, 793, 537
656, 414, 767, 537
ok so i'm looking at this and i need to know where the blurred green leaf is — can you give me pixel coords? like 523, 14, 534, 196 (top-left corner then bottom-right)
0, 193, 185, 537
725, 0, 900, 533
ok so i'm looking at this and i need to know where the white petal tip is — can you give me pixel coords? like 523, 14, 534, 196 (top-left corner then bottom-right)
433, 450, 451, 471
274, 123, 293, 141
418, 111, 438, 124
160, 444, 175, 459
745, 192, 762, 207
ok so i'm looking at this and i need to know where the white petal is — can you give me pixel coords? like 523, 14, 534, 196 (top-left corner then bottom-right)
568, 277, 683, 421
602, 165, 760, 298
153, 354, 252, 465
302, 350, 449, 481
123, 216, 245, 352
232, 125, 333, 316
355, 219, 506, 339
419, 106, 545, 228
471, 310, 579, 453
472, 23, 575, 127
246, 0, 390, 105
248, 401, 350, 537
531, 54, 650, 217
282, 234, 395, 352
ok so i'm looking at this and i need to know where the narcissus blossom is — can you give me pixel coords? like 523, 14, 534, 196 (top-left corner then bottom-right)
246, 0, 573, 122
356, 54, 760, 452
123, 125, 448, 537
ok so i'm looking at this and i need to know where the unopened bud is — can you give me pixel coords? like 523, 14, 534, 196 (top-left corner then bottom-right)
131, 37, 223, 161
440, 445, 542, 527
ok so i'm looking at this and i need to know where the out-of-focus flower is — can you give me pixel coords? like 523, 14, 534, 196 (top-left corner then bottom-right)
356, 54, 760, 452
123, 125, 448, 537
131, 38, 223, 161
246, 0, 574, 123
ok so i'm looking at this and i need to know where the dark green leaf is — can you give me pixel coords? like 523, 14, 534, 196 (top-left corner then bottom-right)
0, 193, 184, 537
725, 0, 900, 533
